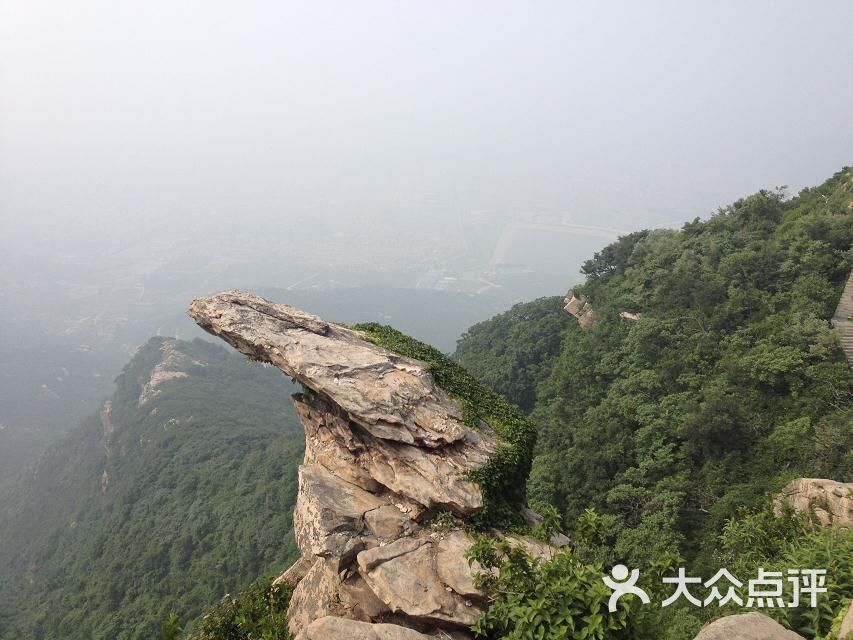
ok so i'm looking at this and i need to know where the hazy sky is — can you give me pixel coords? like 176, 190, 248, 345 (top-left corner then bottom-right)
2, 0, 852, 248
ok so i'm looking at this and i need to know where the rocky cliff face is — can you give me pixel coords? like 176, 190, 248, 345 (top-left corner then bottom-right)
189, 291, 550, 639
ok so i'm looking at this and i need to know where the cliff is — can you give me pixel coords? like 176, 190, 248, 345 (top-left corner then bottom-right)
189, 291, 554, 639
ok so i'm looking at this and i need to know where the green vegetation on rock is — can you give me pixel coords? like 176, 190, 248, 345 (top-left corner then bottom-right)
352, 322, 538, 529
718, 505, 853, 638
186, 576, 293, 640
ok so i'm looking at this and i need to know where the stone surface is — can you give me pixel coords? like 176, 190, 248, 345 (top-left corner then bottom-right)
286, 558, 344, 636
189, 291, 488, 449
563, 289, 595, 327
294, 463, 388, 558
774, 478, 853, 527
839, 602, 853, 640
294, 393, 489, 515
138, 340, 203, 406
357, 532, 481, 627
303, 616, 434, 640
519, 507, 571, 548
190, 291, 495, 514
693, 613, 806, 640
188, 291, 546, 638
364, 505, 412, 539
831, 269, 853, 366
273, 554, 314, 587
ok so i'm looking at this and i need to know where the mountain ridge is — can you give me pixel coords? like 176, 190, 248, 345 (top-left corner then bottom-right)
0, 337, 304, 639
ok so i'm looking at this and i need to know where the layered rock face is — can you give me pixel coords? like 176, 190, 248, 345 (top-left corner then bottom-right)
189, 290, 533, 639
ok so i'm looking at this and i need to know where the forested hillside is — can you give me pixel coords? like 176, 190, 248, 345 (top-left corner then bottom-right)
456, 168, 853, 637
0, 169, 849, 640
0, 338, 304, 640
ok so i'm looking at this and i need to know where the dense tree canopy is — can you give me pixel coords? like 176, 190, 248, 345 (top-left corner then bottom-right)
0, 338, 304, 640
455, 168, 853, 638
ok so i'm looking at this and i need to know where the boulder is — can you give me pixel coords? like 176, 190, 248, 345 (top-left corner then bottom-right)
286, 558, 344, 635
774, 478, 853, 527
694, 613, 805, 640
563, 289, 595, 327
356, 531, 484, 628
294, 463, 387, 558
293, 393, 490, 514
302, 616, 433, 640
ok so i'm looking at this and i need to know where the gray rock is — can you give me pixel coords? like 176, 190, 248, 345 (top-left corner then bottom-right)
303, 616, 434, 640
774, 478, 853, 527
273, 554, 314, 587
357, 533, 481, 627
364, 505, 412, 539
694, 613, 806, 640
294, 463, 385, 558
189, 291, 493, 450
286, 558, 344, 637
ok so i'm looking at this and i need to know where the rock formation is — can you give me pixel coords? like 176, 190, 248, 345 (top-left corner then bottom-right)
693, 613, 806, 640
774, 478, 853, 528
563, 288, 595, 327
138, 340, 205, 406
189, 290, 552, 639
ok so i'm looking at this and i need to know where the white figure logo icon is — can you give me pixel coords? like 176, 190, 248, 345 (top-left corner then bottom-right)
603, 564, 651, 612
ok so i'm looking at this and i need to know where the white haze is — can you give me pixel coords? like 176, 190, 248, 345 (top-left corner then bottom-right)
1, 0, 852, 479
2, 0, 852, 253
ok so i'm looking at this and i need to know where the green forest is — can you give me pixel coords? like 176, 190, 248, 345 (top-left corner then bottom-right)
456, 168, 853, 638
0, 338, 304, 640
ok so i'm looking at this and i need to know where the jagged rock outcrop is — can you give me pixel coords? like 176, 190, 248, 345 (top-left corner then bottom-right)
303, 616, 459, 639
563, 288, 595, 327
138, 340, 205, 406
774, 478, 853, 527
189, 290, 553, 638
693, 613, 806, 640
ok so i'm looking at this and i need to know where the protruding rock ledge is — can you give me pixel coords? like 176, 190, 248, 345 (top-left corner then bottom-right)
189, 290, 486, 449
187, 290, 549, 639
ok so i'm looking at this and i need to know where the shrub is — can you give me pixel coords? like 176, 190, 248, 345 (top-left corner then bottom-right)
187, 577, 293, 640
352, 323, 537, 530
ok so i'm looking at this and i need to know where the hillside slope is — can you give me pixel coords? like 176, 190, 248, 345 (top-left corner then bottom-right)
0, 337, 304, 640
456, 168, 853, 568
